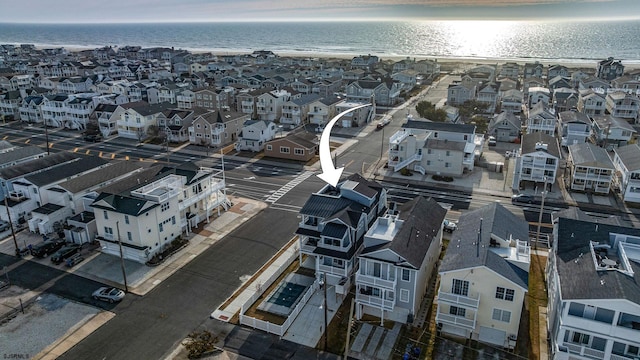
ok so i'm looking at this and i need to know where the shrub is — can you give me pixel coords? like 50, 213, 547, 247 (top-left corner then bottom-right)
185, 330, 218, 359
432, 175, 454, 182
400, 167, 413, 176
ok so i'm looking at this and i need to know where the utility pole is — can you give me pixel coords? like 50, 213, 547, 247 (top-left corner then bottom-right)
116, 221, 128, 292
3, 192, 20, 257
322, 272, 328, 351
44, 116, 50, 155
344, 298, 355, 356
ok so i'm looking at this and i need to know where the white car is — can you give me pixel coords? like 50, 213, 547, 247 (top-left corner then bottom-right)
92, 287, 125, 303
443, 219, 458, 233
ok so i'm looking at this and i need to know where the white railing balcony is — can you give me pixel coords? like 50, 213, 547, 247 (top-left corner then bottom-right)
319, 264, 348, 277
437, 291, 480, 309
435, 312, 476, 330
101, 233, 115, 241
612, 104, 639, 111
563, 343, 606, 359
390, 130, 410, 145
356, 293, 395, 311
356, 273, 397, 291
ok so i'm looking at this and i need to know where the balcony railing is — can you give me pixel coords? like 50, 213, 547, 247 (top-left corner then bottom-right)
356, 273, 396, 290
435, 312, 475, 330
563, 342, 606, 359
438, 291, 480, 308
319, 264, 348, 277
356, 293, 395, 311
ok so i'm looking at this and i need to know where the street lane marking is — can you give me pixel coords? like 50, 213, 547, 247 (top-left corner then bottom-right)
85, 150, 90, 155
265, 170, 315, 204
111, 153, 115, 159
25, 139, 30, 144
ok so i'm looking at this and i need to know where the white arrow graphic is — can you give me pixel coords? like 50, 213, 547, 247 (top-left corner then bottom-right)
317, 103, 372, 187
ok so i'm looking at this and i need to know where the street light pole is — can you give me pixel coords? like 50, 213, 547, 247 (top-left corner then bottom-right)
44, 117, 50, 155
115, 221, 128, 292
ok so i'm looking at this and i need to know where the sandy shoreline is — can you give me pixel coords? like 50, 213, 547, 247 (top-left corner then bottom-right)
25, 43, 640, 70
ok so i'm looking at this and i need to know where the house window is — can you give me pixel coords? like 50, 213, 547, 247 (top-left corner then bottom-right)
449, 306, 466, 317
492, 309, 511, 323
125, 215, 129, 224
172, 216, 176, 225
104, 227, 113, 235
103, 211, 108, 220
613, 342, 640, 358
294, 148, 304, 155
402, 269, 410, 281
159, 223, 164, 232
161, 203, 170, 212
452, 279, 469, 296
446, 151, 451, 156
426, 160, 431, 166
127, 231, 132, 241
400, 289, 410, 303
266, 144, 273, 151
445, 162, 450, 168
495, 287, 515, 301
427, 149, 432, 154
280, 146, 290, 154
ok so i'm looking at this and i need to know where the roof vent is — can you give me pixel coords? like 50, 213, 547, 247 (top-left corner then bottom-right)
535, 142, 548, 151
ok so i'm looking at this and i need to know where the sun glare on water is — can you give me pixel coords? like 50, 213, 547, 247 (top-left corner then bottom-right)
426, 20, 520, 58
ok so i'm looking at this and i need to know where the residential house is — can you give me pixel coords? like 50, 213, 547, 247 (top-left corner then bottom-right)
346, 79, 399, 107
528, 87, 551, 109
280, 94, 321, 128
436, 202, 530, 349
41, 93, 71, 127
558, 110, 592, 147
92, 162, 229, 263
0, 90, 22, 119
355, 196, 446, 324
447, 81, 476, 106
92, 103, 119, 137
611, 75, 640, 92
605, 92, 639, 123
175, 89, 195, 110
527, 102, 558, 136
500, 89, 524, 114
296, 173, 387, 301
351, 55, 379, 70
552, 88, 579, 113
497, 78, 518, 96
548, 76, 572, 91
65, 95, 96, 130
335, 101, 373, 128
0, 146, 46, 170
188, 109, 248, 148
567, 142, 614, 194
513, 132, 560, 191
235, 120, 277, 152
579, 76, 610, 91
591, 114, 636, 149
488, 111, 521, 143
254, 89, 290, 122
476, 83, 499, 113
547, 65, 570, 79
612, 144, 640, 203
158, 108, 203, 143
116, 101, 172, 140
391, 70, 419, 90
546, 213, 640, 360
499, 62, 520, 79
308, 96, 343, 128
577, 89, 606, 116
524, 62, 544, 79
194, 88, 230, 111
596, 57, 625, 81
392, 57, 415, 73
388, 120, 481, 176
264, 132, 318, 162
522, 77, 545, 99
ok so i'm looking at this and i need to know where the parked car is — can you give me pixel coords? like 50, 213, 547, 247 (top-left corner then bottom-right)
511, 194, 537, 204
83, 133, 102, 142
92, 287, 125, 303
0, 220, 10, 232
488, 136, 497, 146
65, 253, 85, 268
443, 219, 458, 233
51, 244, 81, 264
30, 238, 66, 258
376, 117, 391, 130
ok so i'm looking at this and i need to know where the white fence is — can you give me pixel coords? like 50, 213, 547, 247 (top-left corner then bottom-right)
239, 280, 319, 337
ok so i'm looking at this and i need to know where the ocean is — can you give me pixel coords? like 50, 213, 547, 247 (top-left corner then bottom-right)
1, 20, 640, 63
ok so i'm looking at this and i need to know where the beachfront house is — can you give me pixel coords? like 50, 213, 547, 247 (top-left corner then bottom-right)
567, 142, 614, 194
547, 212, 640, 360
499, 62, 520, 79
605, 92, 640, 123
488, 111, 521, 143
296, 174, 388, 303
388, 120, 480, 177
596, 57, 625, 81
558, 110, 592, 147
436, 202, 530, 350
513, 132, 560, 191
92, 163, 229, 263
591, 114, 636, 149
235, 120, 277, 152
612, 144, 640, 203
355, 196, 446, 324
547, 65, 570, 79
524, 62, 544, 79
525, 102, 556, 136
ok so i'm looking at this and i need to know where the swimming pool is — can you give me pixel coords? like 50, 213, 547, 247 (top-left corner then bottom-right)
266, 282, 306, 308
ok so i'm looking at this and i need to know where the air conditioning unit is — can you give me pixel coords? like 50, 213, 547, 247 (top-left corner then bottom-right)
8, 191, 27, 202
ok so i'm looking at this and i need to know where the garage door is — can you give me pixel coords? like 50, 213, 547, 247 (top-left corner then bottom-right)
478, 326, 506, 347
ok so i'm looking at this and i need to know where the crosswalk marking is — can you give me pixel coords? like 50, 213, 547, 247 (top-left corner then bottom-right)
265, 171, 314, 204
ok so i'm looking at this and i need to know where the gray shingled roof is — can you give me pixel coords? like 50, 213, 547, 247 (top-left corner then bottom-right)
521, 133, 561, 158
568, 143, 614, 169
440, 202, 529, 289
55, 161, 146, 194
300, 194, 354, 219
614, 144, 640, 171
403, 120, 475, 134
24, 156, 109, 186
558, 110, 590, 125
592, 115, 635, 132
0, 146, 45, 165
0, 152, 78, 180
555, 216, 640, 303
424, 138, 466, 151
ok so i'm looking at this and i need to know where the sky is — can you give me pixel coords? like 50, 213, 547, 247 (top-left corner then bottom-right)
1, 0, 639, 23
